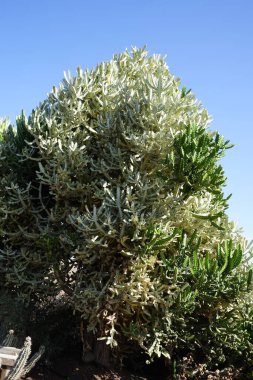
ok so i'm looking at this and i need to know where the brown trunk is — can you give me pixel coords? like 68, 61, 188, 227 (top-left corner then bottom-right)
80, 321, 111, 368
94, 339, 111, 367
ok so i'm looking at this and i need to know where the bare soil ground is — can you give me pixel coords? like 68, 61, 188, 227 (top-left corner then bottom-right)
25, 353, 246, 379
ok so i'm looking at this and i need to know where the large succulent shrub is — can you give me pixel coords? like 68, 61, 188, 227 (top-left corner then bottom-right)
0, 48, 253, 371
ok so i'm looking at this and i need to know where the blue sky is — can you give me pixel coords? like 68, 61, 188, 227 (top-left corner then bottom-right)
0, 0, 252, 240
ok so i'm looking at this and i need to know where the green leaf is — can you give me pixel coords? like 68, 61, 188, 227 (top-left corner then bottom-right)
247, 269, 253, 290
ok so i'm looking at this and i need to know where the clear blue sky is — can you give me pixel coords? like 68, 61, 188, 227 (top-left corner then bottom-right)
0, 0, 252, 240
